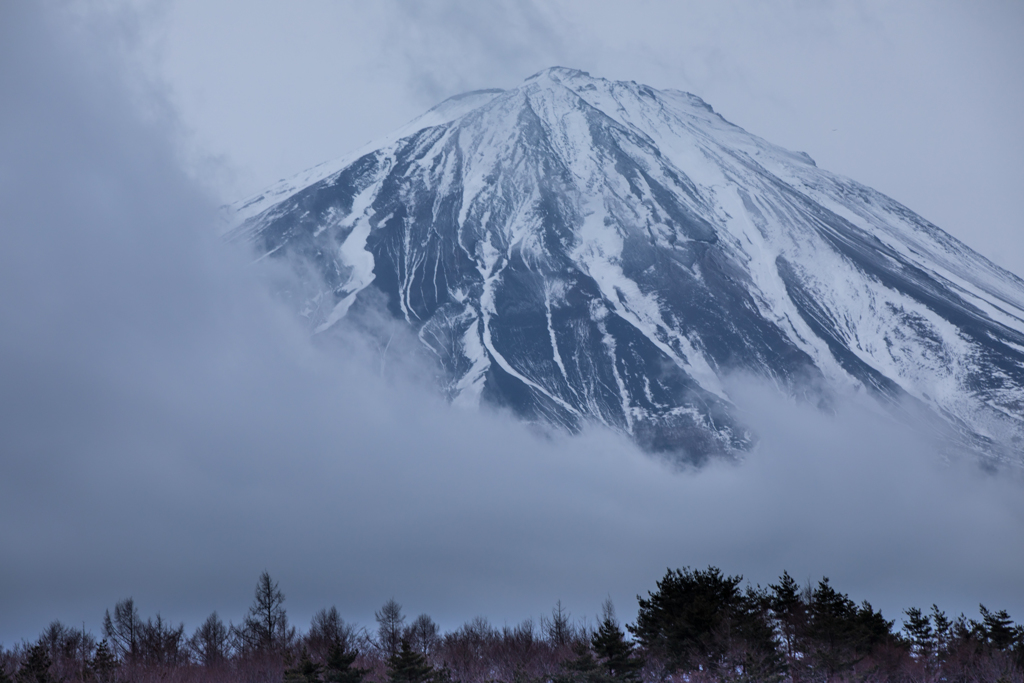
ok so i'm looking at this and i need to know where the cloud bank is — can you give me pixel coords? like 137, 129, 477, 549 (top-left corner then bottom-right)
1, 2, 1023, 647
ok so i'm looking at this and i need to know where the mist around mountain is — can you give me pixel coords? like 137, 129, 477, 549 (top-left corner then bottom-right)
230, 67, 1024, 466
4, 2, 1024, 662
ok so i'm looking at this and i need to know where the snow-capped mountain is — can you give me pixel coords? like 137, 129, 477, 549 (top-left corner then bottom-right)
229, 67, 1024, 463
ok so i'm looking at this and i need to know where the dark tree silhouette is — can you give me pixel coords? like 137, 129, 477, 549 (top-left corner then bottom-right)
307, 606, 356, 662
102, 597, 140, 663
388, 638, 433, 683
324, 640, 369, 683
90, 639, 116, 683
769, 570, 806, 665
980, 604, 1017, 650
15, 643, 54, 683
405, 614, 440, 657
554, 642, 608, 683
377, 599, 406, 659
284, 647, 323, 683
137, 613, 186, 665
239, 571, 293, 653
630, 566, 783, 682
190, 611, 230, 666
546, 601, 574, 648
591, 601, 641, 683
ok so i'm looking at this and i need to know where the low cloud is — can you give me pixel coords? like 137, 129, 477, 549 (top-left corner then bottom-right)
2, 1, 1023, 648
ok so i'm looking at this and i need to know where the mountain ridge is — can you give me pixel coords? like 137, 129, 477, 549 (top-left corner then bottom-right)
228, 67, 1024, 464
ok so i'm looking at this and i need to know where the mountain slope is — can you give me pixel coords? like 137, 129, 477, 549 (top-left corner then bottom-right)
228, 67, 1024, 463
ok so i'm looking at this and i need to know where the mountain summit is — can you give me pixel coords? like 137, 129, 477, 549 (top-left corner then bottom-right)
230, 67, 1024, 463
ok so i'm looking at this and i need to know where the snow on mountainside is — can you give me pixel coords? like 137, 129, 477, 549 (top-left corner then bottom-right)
228, 67, 1024, 464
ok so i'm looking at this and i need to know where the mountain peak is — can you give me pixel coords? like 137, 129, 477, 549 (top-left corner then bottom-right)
525, 66, 593, 82
229, 69, 1024, 465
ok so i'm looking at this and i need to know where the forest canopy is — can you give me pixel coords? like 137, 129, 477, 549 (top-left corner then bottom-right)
2, 568, 1022, 683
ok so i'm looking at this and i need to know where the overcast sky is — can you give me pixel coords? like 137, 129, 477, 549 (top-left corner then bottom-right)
1, 0, 1023, 647
149, 0, 1024, 277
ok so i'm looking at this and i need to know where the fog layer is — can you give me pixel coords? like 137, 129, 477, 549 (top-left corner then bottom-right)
1, 2, 1022, 646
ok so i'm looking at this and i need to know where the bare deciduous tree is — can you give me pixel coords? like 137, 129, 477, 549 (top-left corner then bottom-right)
237, 571, 295, 654
404, 614, 440, 657
190, 612, 229, 667
137, 614, 186, 666
545, 601, 573, 648
102, 598, 141, 664
376, 599, 406, 659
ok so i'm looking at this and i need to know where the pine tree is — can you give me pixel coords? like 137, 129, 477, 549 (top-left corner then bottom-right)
930, 605, 953, 660
591, 601, 641, 683
804, 577, 861, 678
308, 606, 355, 663
15, 643, 54, 683
979, 605, 1016, 650
554, 642, 610, 683
91, 639, 117, 683
904, 607, 934, 659
324, 641, 368, 683
631, 566, 745, 673
853, 599, 895, 652
737, 585, 789, 683
387, 638, 433, 683
769, 571, 805, 663
284, 648, 323, 683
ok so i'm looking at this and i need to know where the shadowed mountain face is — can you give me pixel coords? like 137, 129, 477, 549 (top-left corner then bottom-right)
230, 67, 1024, 463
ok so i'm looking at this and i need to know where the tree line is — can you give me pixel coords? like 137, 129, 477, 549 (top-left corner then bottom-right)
2, 567, 1022, 683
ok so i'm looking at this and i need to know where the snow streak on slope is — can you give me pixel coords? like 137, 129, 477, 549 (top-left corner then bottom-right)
228, 67, 1024, 463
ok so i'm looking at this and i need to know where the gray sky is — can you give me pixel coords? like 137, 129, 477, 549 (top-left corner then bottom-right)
150, 0, 1024, 277
1, 0, 1024, 647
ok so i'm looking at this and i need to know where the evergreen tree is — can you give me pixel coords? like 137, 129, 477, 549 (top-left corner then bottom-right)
591, 601, 641, 683
0, 665, 12, 683
805, 577, 860, 677
630, 565, 783, 680
904, 607, 933, 658
387, 638, 433, 683
736, 585, 788, 683
801, 578, 896, 679
324, 641, 368, 683
852, 600, 895, 652
554, 642, 610, 683
284, 648, 323, 683
15, 643, 54, 683
979, 605, 1016, 650
91, 639, 117, 683
308, 606, 355, 663
769, 571, 805, 663
930, 605, 953, 661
